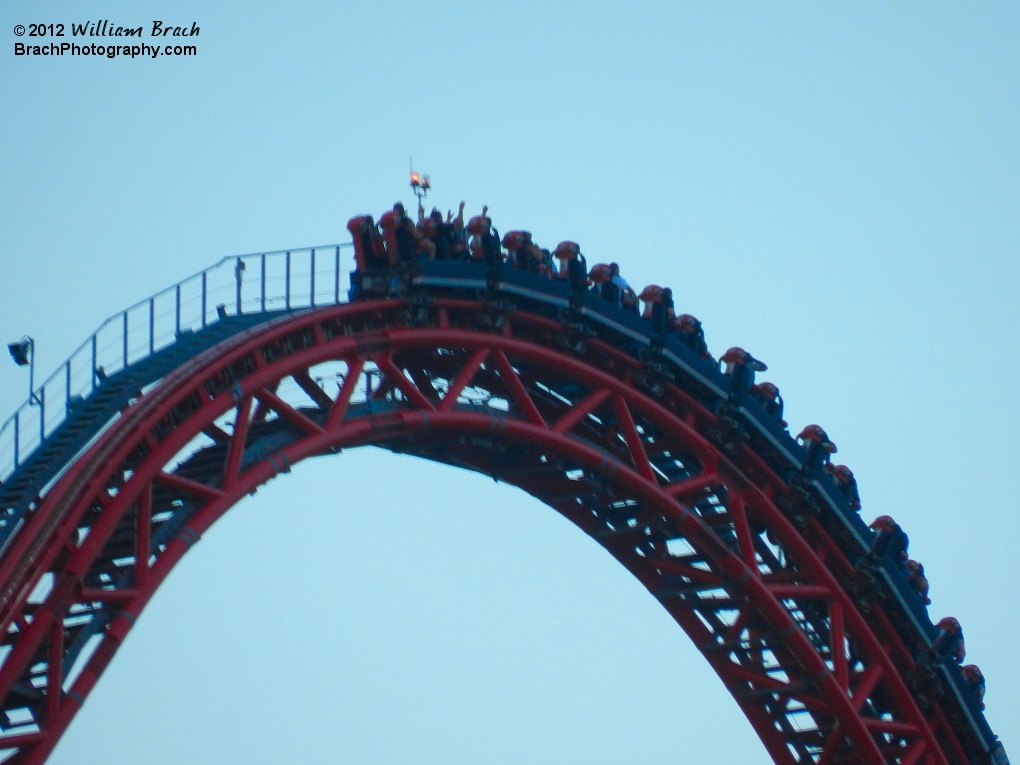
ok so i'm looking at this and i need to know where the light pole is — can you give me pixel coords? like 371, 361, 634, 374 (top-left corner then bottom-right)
7, 336, 41, 405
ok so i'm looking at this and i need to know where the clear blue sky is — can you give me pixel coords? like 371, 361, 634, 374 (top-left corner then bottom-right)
1, 2, 1017, 763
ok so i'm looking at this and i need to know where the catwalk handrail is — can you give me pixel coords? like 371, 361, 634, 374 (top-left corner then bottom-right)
0, 244, 354, 483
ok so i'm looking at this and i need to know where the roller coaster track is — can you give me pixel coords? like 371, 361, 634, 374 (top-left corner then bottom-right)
0, 248, 1008, 765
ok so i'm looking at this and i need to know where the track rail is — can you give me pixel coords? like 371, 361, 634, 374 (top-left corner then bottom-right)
0, 261, 1006, 765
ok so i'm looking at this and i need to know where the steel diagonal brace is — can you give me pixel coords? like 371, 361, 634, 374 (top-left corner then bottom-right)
154, 471, 224, 502
817, 664, 887, 765
291, 369, 334, 410
611, 395, 657, 483
490, 350, 545, 426
663, 471, 719, 500
78, 587, 138, 603
850, 664, 884, 711
44, 619, 63, 722
375, 354, 436, 412
551, 387, 612, 434
897, 739, 929, 765
438, 348, 490, 412
828, 599, 849, 692
221, 395, 253, 492
727, 493, 759, 574
725, 663, 832, 715
649, 557, 724, 586
135, 483, 151, 589
325, 358, 365, 430
863, 718, 920, 736
253, 387, 325, 435
250, 380, 280, 424
765, 584, 832, 599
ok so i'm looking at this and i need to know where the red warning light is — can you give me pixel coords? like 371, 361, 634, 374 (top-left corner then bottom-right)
410, 167, 431, 201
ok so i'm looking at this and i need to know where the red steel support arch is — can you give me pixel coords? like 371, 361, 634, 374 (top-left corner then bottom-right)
0, 298, 980, 764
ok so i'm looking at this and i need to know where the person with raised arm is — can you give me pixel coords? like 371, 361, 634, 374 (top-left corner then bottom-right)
467, 206, 502, 266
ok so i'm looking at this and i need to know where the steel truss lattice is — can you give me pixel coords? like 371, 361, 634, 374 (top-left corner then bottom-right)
0, 289, 1004, 765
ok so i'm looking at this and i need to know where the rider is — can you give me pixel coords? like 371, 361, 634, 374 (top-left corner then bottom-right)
588, 263, 621, 306
416, 202, 433, 236
503, 230, 543, 273
346, 214, 388, 271
427, 208, 456, 260
869, 515, 909, 562
904, 559, 931, 605
655, 288, 675, 334
640, 285, 665, 319
396, 202, 430, 260
609, 263, 630, 297
467, 206, 502, 267
554, 241, 588, 290
640, 285, 676, 335
721, 347, 768, 397
823, 463, 860, 510
796, 424, 836, 470
749, 381, 785, 425
522, 234, 546, 273
449, 202, 468, 259
538, 247, 556, 277
961, 665, 986, 709
674, 314, 711, 360
620, 286, 640, 315
502, 230, 529, 270
933, 616, 966, 664
380, 203, 431, 263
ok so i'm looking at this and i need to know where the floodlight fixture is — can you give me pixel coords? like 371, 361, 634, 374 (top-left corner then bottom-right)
7, 339, 31, 367
7, 336, 40, 405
